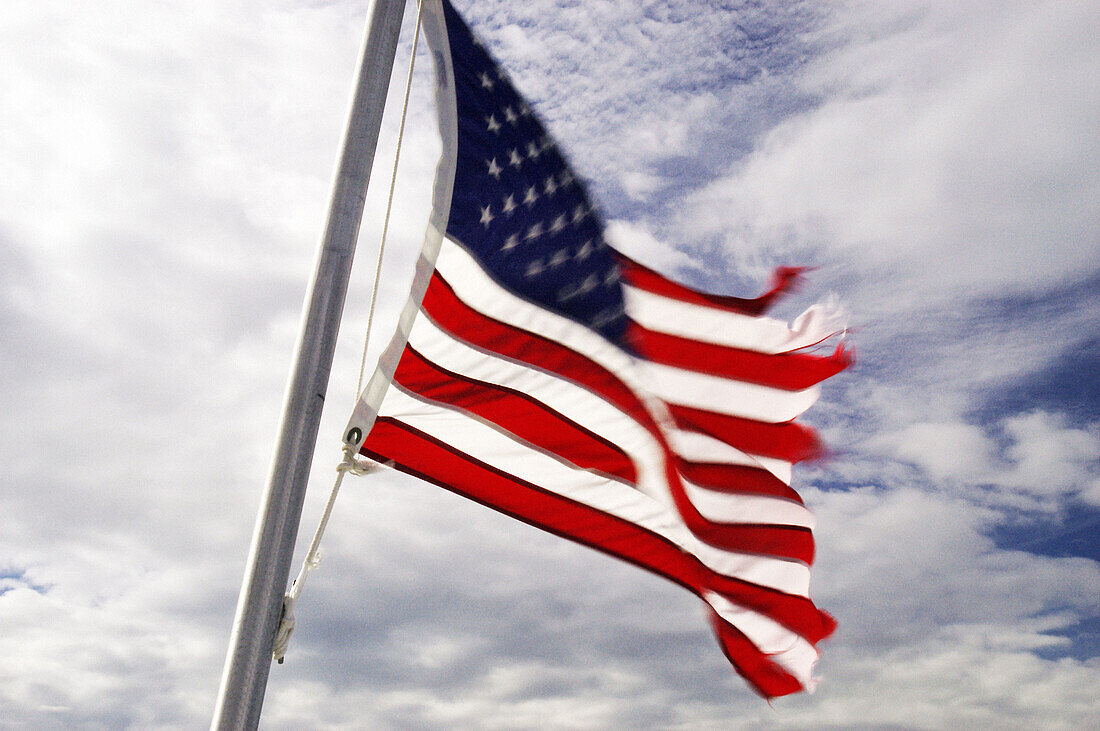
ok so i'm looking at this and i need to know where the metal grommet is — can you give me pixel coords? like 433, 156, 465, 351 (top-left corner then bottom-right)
346, 427, 363, 445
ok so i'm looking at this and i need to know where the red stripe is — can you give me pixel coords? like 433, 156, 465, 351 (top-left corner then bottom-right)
708, 575, 836, 645
710, 612, 805, 698
629, 321, 850, 389
362, 417, 696, 587
695, 524, 814, 565
617, 253, 806, 317
421, 274, 649, 432
676, 459, 804, 503
361, 417, 827, 697
666, 444, 814, 562
393, 345, 637, 484
423, 273, 813, 560
668, 404, 823, 463
674, 514, 813, 565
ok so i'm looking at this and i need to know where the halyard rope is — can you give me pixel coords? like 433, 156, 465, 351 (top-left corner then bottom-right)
356, 0, 425, 397
274, 0, 425, 665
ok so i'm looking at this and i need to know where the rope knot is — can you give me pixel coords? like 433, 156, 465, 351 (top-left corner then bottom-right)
272, 595, 297, 664
337, 447, 378, 477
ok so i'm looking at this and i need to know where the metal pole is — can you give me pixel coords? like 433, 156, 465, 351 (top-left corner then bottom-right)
211, 1, 407, 727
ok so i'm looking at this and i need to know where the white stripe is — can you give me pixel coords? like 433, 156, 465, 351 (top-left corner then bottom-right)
705, 591, 820, 690
378, 386, 677, 532
435, 238, 641, 384
432, 235, 690, 490
695, 544, 810, 596
668, 428, 792, 485
345, 0, 458, 443
406, 313, 671, 504
624, 284, 844, 355
376, 386, 811, 596
643, 360, 820, 424
430, 238, 804, 470
685, 480, 813, 528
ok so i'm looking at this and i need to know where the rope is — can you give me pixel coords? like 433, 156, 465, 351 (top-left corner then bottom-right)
356, 0, 426, 396
274, 0, 425, 665
273, 446, 377, 663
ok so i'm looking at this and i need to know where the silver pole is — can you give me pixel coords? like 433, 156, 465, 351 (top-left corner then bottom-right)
211, 0, 407, 727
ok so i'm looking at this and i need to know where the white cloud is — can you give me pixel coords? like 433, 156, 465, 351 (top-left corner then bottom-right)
682, 0, 1100, 299
1000, 412, 1100, 498
458, 0, 828, 210
869, 421, 998, 483
1083, 478, 1100, 508
604, 219, 693, 273
763, 631, 1100, 729
866, 411, 1100, 513
772, 485, 1100, 727
809, 486, 1099, 633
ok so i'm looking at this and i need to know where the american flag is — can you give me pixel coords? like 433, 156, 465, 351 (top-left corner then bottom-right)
345, 0, 850, 698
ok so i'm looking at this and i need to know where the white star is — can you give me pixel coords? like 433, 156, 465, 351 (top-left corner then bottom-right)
479, 72, 494, 90
604, 266, 621, 285
523, 186, 539, 207
486, 158, 502, 179
524, 221, 544, 240
543, 176, 558, 196
519, 103, 532, 118
559, 170, 574, 188
502, 233, 520, 250
503, 106, 518, 124
526, 141, 541, 160
501, 194, 517, 215
539, 135, 553, 152
577, 273, 598, 295
525, 259, 545, 278
549, 214, 566, 233
575, 240, 593, 260
479, 205, 494, 228
486, 115, 501, 134
572, 204, 587, 223
590, 305, 623, 328
508, 148, 524, 169
549, 248, 569, 266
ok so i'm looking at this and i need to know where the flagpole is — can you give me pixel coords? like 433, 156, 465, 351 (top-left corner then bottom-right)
211, 0, 407, 727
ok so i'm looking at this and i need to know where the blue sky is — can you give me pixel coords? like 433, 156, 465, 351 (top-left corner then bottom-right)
2, 0, 1098, 727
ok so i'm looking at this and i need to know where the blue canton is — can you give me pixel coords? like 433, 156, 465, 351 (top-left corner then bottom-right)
440, 0, 627, 345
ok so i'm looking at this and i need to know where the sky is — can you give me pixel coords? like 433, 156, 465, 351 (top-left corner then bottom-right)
2, 0, 1098, 727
